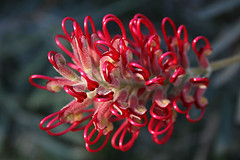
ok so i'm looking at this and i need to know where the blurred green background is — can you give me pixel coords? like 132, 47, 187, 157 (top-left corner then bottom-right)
0, 0, 240, 159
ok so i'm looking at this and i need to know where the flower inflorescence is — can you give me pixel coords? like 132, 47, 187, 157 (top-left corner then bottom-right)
29, 14, 212, 152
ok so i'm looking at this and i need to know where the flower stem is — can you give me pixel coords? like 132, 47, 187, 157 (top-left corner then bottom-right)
210, 54, 240, 72
191, 54, 240, 76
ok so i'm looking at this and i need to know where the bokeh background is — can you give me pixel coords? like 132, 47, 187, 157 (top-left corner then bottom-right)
1, 0, 240, 159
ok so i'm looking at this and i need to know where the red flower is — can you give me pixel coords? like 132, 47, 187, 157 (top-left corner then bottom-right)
29, 14, 211, 152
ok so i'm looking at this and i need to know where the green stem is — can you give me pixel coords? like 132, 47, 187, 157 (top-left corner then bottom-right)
191, 54, 240, 76
210, 54, 240, 71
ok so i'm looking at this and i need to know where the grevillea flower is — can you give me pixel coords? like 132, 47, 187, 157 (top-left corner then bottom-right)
29, 14, 212, 152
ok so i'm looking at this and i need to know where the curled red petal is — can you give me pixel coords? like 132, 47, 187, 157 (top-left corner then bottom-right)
129, 18, 140, 45
95, 91, 114, 102
127, 113, 148, 128
84, 116, 111, 152
62, 17, 78, 41
102, 14, 126, 42
85, 132, 111, 152
170, 66, 185, 83
77, 68, 99, 91
147, 34, 161, 60
71, 113, 94, 132
94, 40, 120, 61
128, 62, 150, 81
190, 77, 209, 87
177, 25, 188, 42
148, 116, 172, 136
192, 36, 211, 57
135, 17, 157, 46
39, 107, 80, 136
119, 38, 129, 66
47, 51, 58, 69
63, 85, 87, 102
150, 102, 171, 120
110, 101, 128, 119
46, 120, 79, 136
102, 61, 115, 83
145, 76, 165, 86
55, 34, 75, 60
186, 105, 206, 123
84, 16, 96, 44
111, 120, 139, 151
158, 51, 178, 72
29, 74, 57, 91
192, 36, 212, 68
152, 123, 173, 145
172, 95, 189, 114
161, 17, 177, 51
84, 116, 100, 144
39, 109, 66, 130
177, 25, 188, 51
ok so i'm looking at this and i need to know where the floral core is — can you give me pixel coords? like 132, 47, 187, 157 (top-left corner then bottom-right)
29, 14, 211, 152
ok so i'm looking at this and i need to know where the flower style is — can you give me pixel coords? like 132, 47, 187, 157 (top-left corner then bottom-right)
29, 14, 212, 152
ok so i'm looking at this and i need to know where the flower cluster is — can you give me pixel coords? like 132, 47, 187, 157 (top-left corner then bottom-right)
29, 14, 211, 152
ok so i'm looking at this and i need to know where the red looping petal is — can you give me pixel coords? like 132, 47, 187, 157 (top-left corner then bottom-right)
145, 76, 165, 86
111, 120, 139, 151
55, 34, 75, 60
83, 116, 100, 142
39, 109, 66, 130
97, 30, 105, 41
177, 25, 188, 52
127, 113, 148, 128
94, 40, 120, 61
94, 91, 114, 102
129, 14, 156, 47
71, 113, 94, 132
152, 123, 173, 145
85, 133, 111, 152
169, 66, 185, 83
128, 62, 150, 81
147, 34, 161, 60
150, 102, 171, 120
47, 51, 58, 69
84, 16, 96, 44
135, 18, 157, 46
102, 14, 126, 42
39, 107, 80, 136
180, 82, 194, 105
194, 87, 208, 108
129, 18, 140, 45
84, 116, 111, 152
158, 51, 178, 72
186, 105, 206, 123
133, 14, 157, 33
67, 62, 80, 70
148, 116, 172, 136
192, 36, 212, 68
192, 36, 211, 57
119, 38, 129, 66
62, 17, 83, 41
190, 77, 209, 87
102, 61, 115, 83
127, 111, 148, 127
29, 74, 57, 91
161, 17, 177, 51
110, 101, 128, 119
77, 68, 99, 91
172, 95, 189, 114
46, 120, 79, 136
63, 85, 87, 102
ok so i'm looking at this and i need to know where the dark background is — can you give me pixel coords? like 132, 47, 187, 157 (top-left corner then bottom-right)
0, 0, 240, 159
